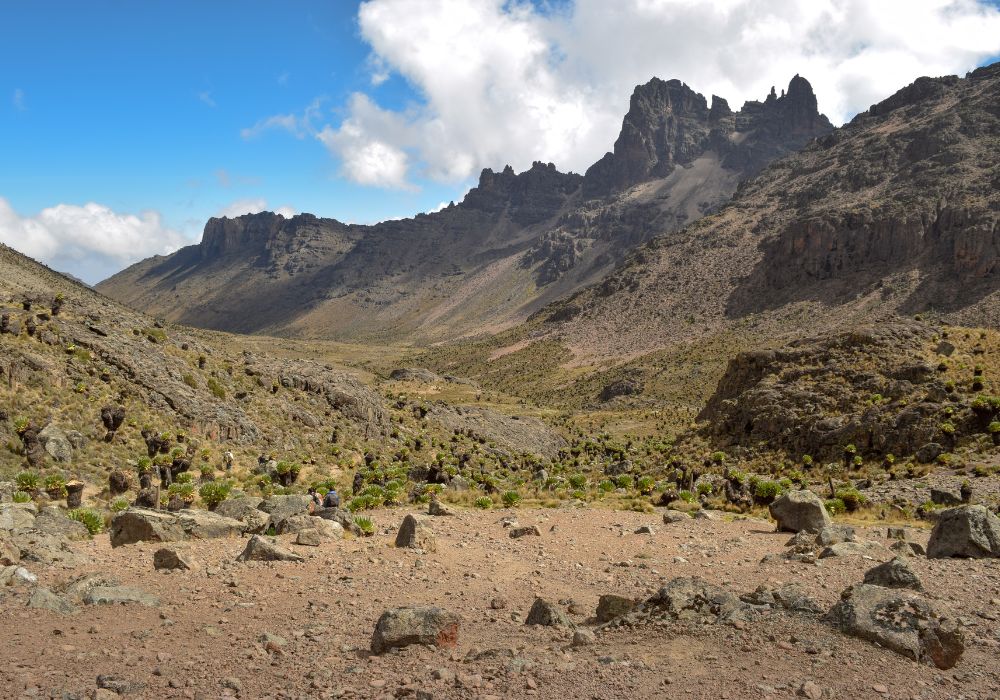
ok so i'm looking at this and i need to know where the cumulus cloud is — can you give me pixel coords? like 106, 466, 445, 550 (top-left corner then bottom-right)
0, 197, 190, 284
215, 198, 297, 219
249, 0, 1000, 190
12, 88, 25, 111
240, 98, 324, 139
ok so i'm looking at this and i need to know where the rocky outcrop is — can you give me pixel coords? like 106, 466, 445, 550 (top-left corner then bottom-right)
768, 491, 831, 533
926, 505, 1000, 558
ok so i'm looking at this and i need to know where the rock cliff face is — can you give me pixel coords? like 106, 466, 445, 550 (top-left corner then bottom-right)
583, 75, 832, 196
97, 75, 832, 343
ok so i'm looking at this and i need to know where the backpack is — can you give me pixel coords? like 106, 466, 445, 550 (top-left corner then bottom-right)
323, 491, 340, 508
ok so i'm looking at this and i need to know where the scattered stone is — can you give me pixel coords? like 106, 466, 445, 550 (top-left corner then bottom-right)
886, 527, 907, 540
815, 524, 856, 546
818, 541, 888, 559
96, 675, 145, 695
743, 584, 823, 614
236, 535, 304, 563
769, 490, 831, 533
428, 498, 454, 516
863, 557, 922, 590
27, 587, 75, 614
828, 584, 963, 669
634, 525, 654, 535
395, 514, 437, 552
571, 629, 596, 647
509, 525, 541, 539
926, 505, 1000, 558
595, 594, 638, 622
83, 585, 160, 607
525, 598, 574, 627
890, 540, 926, 556
294, 529, 323, 546
797, 680, 824, 699
662, 510, 691, 524
153, 547, 197, 571
371, 606, 460, 654
641, 577, 750, 625
489, 597, 508, 610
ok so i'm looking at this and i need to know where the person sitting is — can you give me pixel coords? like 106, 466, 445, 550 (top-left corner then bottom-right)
307, 487, 322, 512
323, 488, 340, 509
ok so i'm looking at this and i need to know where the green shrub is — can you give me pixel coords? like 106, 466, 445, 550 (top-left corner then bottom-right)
678, 489, 696, 503
44, 474, 67, 496
144, 327, 167, 343
501, 490, 522, 508
12, 491, 31, 503
835, 487, 867, 512
353, 515, 375, 535
199, 481, 232, 509
68, 508, 103, 536
696, 481, 713, 496
597, 479, 615, 494
474, 496, 493, 509
753, 480, 783, 503
175, 471, 194, 484
824, 498, 846, 515
15, 471, 40, 492
167, 482, 195, 502
614, 474, 634, 490
567, 473, 587, 489
636, 476, 655, 494
206, 377, 226, 399
988, 421, 1000, 434
110, 497, 131, 513
182, 374, 198, 389
801, 455, 813, 467
710, 451, 726, 465
939, 421, 956, 435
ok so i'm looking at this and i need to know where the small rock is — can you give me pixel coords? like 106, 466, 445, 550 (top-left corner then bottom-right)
571, 629, 596, 647
236, 535, 304, 563
153, 547, 196, 571
525, 598, 573, 627
509, 525, 541, 539
863, 557, 923, 590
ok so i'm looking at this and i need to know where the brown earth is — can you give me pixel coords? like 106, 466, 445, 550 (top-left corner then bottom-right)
2, 506, 999, 699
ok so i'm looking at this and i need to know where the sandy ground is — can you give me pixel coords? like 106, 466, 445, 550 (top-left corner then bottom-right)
2, 506, 999, 700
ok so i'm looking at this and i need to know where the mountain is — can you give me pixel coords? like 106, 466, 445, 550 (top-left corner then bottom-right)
96, 76, 832, 343
435, 63, 999, 419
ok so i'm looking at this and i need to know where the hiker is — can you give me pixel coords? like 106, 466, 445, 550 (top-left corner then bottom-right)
223, 451, 234, 471
307, 487, 323, 512
323, 488, 341, 509
352, 471, 364, 495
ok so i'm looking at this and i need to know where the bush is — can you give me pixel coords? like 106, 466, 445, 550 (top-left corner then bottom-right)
636, 476, 655, 494
824, 498, 846, 515
353, 515, 375, 535
12, 491, 31, 503
109, 497, 131, 513
199, 481, 232, 509
15, 471, 40, 492
989, 421, 1000, 434
710, 451, 726, 465
206, 377, 226, 399
68, 508, 103, 536
597, 479, 615, 493
167, 482, 195, 503
753, 480, 783, 503
614, 474, 634, 490
835, 487, 867, 512
474, 496, 493, 509
678, 490, 696, 503
44, 474, 67, 497
175, 472, 194, 484
567, 473, 587, 489
501, 490, 522, 508
696, 481, 713, 496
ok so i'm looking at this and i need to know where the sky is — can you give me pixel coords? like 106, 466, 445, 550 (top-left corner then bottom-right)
2, 0, 1000, 284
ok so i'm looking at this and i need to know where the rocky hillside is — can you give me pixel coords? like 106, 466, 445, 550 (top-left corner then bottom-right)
440, 63, 999, 418
96, 76, 832, 343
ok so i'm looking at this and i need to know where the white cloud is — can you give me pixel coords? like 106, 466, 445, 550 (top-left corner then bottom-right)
0, 197, 190, 284
12, 88, 25, 111
240, 98, 324, 139
253, 0, 1000, 190
198, 90, 217, 108
215, 198, 297, 219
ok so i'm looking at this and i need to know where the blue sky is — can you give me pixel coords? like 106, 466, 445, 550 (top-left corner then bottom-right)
2, 0, 1000, 283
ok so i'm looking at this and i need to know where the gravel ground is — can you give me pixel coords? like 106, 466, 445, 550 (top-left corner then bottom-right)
2, 506, 999, 699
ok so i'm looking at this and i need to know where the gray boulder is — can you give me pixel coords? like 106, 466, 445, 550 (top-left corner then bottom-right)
33, 509, 90, 541
525, 598, 573, 627
371, 606, 460, 654
828, 584, 963, 669
279, 515, 343, 539
38, 424, 73, 462
395, 514, 437, 552
596, 594, 638, 622
109, 509, 185, 547
646, 577, 749, 624
83, 585, 160, 607
818, 540, 889, 559
12, 531, 90, 567
28, 587, 75, 614
816, 524, 856, 546
257, 495, 310, 531
236, 535, 303, 563
0, 503, 36, 531
153, 547, 197, 571
769, 490, 831, 533
926, 505, 1000, 559
175, 509, 244, 540
662, 509, 691, 523
863, 557, 922, 590
214, 498, 269, 534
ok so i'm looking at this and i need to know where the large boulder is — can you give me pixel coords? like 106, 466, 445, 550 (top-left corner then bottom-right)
395, 514, 437, 552
926, 505, 1000, 559
828, 584, 963, 669
314, 507, 362, 536
0, 503, 37, 532
213, 498, 269, 534
109, 509, 186, 547
768, 490, 831, 533
257, 495, 311, 531
525, 598, 574, 627
33, 508, 90, 541
38, 424, 73, 463
236, 535, 304, 563
646, 577, 749, 624
0, 534, 20, 565
153, 547, 197, 571
175, 510, 244, 540
278, 515, 343, 539
863, 557, 923, 590
371, 606, 460, 654
11, 531, 90, 567
596, 594, 638, 622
